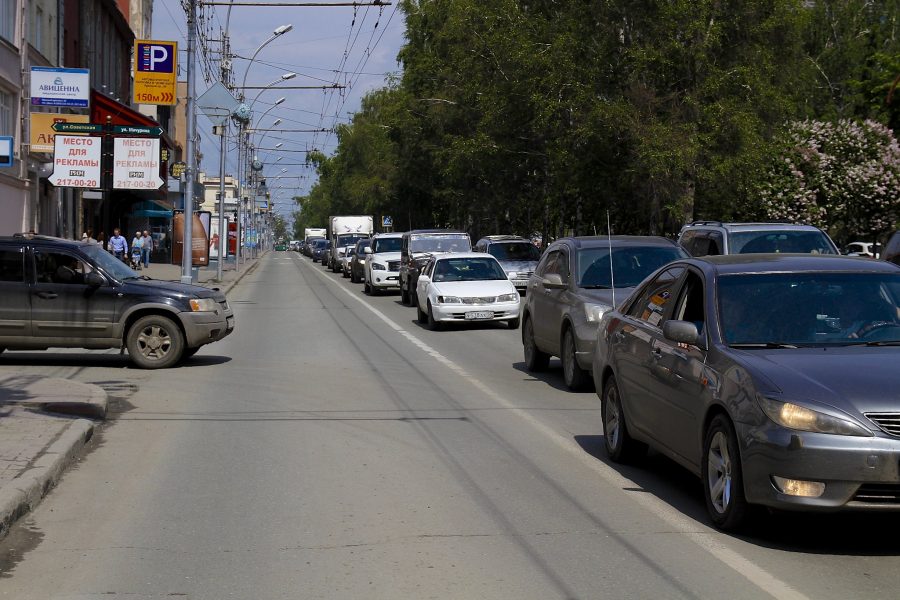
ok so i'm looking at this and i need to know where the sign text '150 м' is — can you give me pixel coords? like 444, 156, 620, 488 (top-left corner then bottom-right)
48, 135, 102, 188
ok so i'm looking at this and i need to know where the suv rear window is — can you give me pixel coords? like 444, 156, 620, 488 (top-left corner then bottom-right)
729, 230, 835, 254
409, 234, 471, 253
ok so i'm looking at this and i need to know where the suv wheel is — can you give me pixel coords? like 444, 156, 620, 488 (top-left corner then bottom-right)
127, 314, 185, 369
523, 316, 550, 371
562, 327, 590, 390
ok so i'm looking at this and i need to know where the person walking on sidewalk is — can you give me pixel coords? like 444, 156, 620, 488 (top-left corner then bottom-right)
141, 230, 153, 268
109, 229, 128, 262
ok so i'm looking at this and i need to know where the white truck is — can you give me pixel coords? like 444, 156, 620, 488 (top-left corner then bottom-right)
327, 215, 374, 272
304, 228, 327, 243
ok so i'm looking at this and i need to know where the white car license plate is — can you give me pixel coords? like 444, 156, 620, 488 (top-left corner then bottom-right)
465, 311, 494, 320
226, 316, 235, 330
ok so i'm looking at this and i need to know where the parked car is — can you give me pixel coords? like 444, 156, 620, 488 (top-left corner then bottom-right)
678, 221, 839, 256
474, 235, 543, 294
349, 239, 369, 283
843, 241, 880, 258
593, 254, 900, 530
364, 232, 403, 295
340, 240, 364, 278
415, 253, 521, 330
522, 236, 687, 390
309, 238, 329, 261
274, 241, 287, 251
399, 230, 472, 306
883, 231, 900, 266
0, 234, 234, 369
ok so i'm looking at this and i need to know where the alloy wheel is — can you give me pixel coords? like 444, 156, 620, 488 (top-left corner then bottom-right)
706, 431, 732, 514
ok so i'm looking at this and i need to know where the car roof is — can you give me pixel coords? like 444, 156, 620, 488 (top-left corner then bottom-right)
549, 235, 680, 249
480, 235, 529, 242
693, 254, 900, 274
681, 222, 825, 232
405, 229, 468, 235
373, 232, 403, 239
431, 252, 499, 261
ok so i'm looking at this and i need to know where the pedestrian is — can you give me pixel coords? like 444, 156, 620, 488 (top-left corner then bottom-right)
131, 231, 144, 270
109, 228, 128, 262
141, 230, 153, 268
84, 229, 96, 243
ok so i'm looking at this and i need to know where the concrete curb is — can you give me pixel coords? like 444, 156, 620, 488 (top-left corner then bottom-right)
17, 379, 108, 420
0, 418, 94, 538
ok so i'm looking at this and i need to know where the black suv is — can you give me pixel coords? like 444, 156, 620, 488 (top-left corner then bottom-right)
0, 235, 234, 368
399, 229, 472, 305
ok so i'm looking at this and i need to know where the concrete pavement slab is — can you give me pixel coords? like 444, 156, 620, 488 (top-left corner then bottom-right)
0, 375, 105, 539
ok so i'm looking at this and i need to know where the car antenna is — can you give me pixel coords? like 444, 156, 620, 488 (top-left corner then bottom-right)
607, 211, 616, 307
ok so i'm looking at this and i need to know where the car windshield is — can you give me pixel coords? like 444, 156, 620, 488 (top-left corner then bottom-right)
356, 241, 369, 254
337, 234, 368, 247
577, 246, 685, 289
80, 243, 139, 280
488, 242, 541, 261
432, 257, 507, 282
728, 230, 836, 254
718, 272, 900, 346
410, 234, 471, 253
372, 237, 402, 253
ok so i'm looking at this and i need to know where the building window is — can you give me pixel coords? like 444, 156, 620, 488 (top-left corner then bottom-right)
0, 89, 12, 137
0, 0, 15, 43
33, 6, 43, 53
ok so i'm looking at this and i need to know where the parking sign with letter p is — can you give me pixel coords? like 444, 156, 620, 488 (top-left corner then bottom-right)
133, 40, 177, 105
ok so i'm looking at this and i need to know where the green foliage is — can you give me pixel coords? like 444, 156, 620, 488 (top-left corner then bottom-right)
301, 0, 900, 239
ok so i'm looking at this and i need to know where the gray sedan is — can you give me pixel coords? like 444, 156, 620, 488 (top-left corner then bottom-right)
593, 254, 900, 530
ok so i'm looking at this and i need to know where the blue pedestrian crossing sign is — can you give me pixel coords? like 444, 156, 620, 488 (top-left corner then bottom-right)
382, 216, 393, 228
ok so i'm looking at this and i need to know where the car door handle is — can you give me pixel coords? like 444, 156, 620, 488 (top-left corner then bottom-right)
651, 347, 663, 359
35, 291, 58, 299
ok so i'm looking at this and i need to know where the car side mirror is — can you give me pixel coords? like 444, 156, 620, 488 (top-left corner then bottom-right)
418, 274, 430, 283
663, 320, 706, 350
364, 247, 372, 254
85, 271, 105, 287
542, 273, 567, 289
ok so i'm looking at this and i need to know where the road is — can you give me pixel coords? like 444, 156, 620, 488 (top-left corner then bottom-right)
1, 252, 898, 599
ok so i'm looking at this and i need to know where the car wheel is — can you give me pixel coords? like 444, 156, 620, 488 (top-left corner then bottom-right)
702, 414, 751, 531
126, 314, 184, 369
562, 327, 590, 390
507, 317, 520, 330
602, 376, 647, 462
523, 316, 550, 371
426, 301, 441, 331
417, 299, 427, 324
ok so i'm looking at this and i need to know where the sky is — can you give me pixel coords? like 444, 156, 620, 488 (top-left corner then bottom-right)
152, 0, 407, 224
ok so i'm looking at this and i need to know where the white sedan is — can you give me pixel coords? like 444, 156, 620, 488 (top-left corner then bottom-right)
415, 253, 521, 330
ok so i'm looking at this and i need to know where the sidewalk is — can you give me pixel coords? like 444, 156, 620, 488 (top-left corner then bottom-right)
138, 252, 265, 294
0, 375, 107, 538
0, 253, 266, 539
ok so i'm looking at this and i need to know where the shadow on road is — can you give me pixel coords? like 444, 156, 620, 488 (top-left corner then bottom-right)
574, 434, 900, 555
0, 352, 231, 369
512, 361, 596, 393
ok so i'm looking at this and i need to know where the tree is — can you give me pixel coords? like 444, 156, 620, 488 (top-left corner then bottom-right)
758, 119, 900, 245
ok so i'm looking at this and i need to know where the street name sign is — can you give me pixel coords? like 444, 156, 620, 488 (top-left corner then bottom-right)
30, 67, 90, 107
133, 40, 178, 105
49, 135, 102, 188
112, 125, 163, 136
113, 137, 163, 189
51, 121, 103, 134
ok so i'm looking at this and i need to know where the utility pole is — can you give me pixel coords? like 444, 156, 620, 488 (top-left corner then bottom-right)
181, 0, 198, 284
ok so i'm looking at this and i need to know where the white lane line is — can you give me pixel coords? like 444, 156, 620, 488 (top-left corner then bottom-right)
304, 259, 810, 600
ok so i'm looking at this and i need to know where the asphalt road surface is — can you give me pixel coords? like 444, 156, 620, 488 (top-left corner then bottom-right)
1, 252, 899, 599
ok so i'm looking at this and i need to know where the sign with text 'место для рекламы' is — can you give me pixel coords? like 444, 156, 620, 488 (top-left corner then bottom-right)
48, 135, 101, 188
113, 137, 163, 190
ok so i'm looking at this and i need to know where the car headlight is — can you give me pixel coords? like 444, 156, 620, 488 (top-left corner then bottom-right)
759, 397, 872, 437
497, 293, 519, 302
584, 302, 612, 323
189, 298, 218, 312
371, 263, 386, 271
437, 296, 462, 304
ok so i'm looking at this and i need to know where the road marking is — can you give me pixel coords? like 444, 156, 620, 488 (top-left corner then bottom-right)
303, 257, 810, 600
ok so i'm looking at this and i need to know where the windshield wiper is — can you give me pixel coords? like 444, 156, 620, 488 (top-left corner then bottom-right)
123, 275, 152, 281
843, 340, 900, 347
580, 284, 612, 289
729, 342, 799, 349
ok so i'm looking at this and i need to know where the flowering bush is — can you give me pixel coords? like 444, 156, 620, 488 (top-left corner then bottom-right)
758, 119, 900, 244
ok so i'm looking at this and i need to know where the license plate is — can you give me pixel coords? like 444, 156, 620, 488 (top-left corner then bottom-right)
465, 311, 494, 320
226, 316, 235, 330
